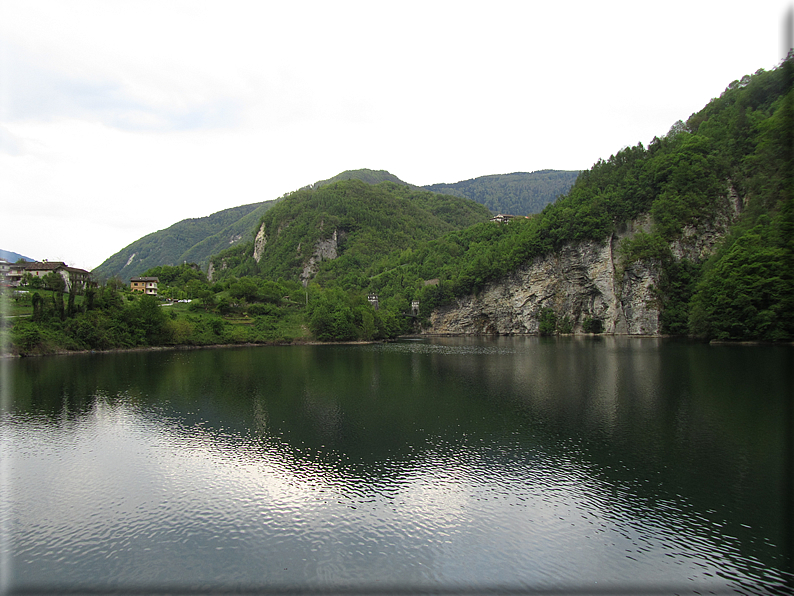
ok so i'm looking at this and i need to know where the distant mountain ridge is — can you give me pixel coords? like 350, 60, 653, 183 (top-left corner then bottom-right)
92, 200, 277, 282
306, 169, 417, 190
208, 179, 492, 286
92, 168, 578, 281
0, 249, 35, 263
423, 170, 580, 216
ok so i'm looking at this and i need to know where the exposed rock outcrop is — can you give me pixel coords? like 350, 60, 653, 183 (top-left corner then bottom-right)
423, 189, 742, 336
300, 230, 340, 287
207, 258, 229, 283
425, 237, 661, 335
253, 223, 268, 263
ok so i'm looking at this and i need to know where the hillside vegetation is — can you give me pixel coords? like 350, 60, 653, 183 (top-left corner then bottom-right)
209, 179, 492, 286
92, 200, 277, 282
306, 169, 417, 190
424, 170, 580, 216
9, 58, 793, 355
395, 59, 792, 341
0, 249, 35, 263
90, 168, 581, 283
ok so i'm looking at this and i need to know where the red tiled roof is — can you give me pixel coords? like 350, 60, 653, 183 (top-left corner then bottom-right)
24, 261, 66, 271
12, 261, 90, 275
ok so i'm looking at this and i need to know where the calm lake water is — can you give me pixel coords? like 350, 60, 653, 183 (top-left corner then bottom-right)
1, 337, 792, 594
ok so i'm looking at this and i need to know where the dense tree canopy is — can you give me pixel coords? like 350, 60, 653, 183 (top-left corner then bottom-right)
209, 179, 492, 284
424, 170, 580, 216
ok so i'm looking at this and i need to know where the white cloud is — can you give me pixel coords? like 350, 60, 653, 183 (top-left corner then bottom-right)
0, 125, 24, 155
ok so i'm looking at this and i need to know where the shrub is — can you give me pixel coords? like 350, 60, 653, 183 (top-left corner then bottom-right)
538, 308, 557, 336
582, 317, 603, 333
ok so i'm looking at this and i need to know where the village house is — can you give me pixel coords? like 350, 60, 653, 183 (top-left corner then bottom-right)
5, 260, 92, 292
0, 259, 12, 287
130, 276, 159, 296
490, 214, 516, 224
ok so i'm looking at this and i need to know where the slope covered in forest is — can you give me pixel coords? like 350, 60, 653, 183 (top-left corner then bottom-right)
423, 170, 580, 216
307, 169, 417, 190
10, 60, 792, 355
92, 200, 277, 282
391, 59, 793, 341
205, 58, 792, 342
208, 179, 492, 287
90, 168, 582, 283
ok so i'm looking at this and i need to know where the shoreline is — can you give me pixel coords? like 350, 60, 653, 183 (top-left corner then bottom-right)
4, 334, 790, 359
0, 339, 379, 359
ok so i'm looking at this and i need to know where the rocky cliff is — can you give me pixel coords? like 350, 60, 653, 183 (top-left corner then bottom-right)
423, 188, 744, 336
300, 230, 341, 287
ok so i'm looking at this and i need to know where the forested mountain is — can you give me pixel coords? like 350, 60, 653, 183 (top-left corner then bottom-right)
381, 59, 793, 341
208, 179, 492, 287
423, 170, 580, 215
91, 169, 409, 282
10, 59, 793, 355
306, 169, 417, 190
0, 249, 35, 263
91, 168, 579, 283
92, 200, 277, 282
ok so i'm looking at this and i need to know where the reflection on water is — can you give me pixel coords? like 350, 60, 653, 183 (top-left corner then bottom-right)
2, 337, 792, 593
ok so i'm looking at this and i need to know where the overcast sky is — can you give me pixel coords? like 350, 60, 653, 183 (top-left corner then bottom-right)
2, 1, 792, 271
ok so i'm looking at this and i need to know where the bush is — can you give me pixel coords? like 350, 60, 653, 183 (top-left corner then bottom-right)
247, 303, 280, 316
582, 317, 603, 333
12, 320, 43, 354
538, 307, 557, 336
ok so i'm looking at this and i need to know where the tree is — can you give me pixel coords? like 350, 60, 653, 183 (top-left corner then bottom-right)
538, 307, 557, 336
122, 295, 167, 345
361, 308, 376, 340
582, 317, 603, 333
52, 290, 65, 321
216, 297, 231, 315
31, 292, 44, 322
229, 277, 260, 303
67, 284, 77, 317
22, 272, 43, 289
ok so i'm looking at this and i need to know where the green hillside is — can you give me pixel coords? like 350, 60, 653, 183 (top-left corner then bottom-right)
423, 170, 580, 215
307, 168, 417, 189
90, 168, 581, 284
12, 59, 791, 356
92, 200, 277, 282
209, 179, 492, 286
389, 60, 793, 341
0, 249, 35, 263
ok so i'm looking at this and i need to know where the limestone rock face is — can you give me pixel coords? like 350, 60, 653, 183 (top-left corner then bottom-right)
425, 237, 659, 335
300, 230, 339, 286
207, 258, 229, 282
423, 190, 742, 336
253, 223, 268, 263
669, 188, 744, 262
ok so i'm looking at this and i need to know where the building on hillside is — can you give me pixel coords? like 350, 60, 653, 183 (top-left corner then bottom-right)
0, 259, 11, 287
130, 277, 159, 295
490, 214, 517, 224
4, 262, 26, 288
5, 260, 92, 291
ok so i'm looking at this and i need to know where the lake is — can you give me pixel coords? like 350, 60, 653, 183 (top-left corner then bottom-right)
1, 337, 792, 594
